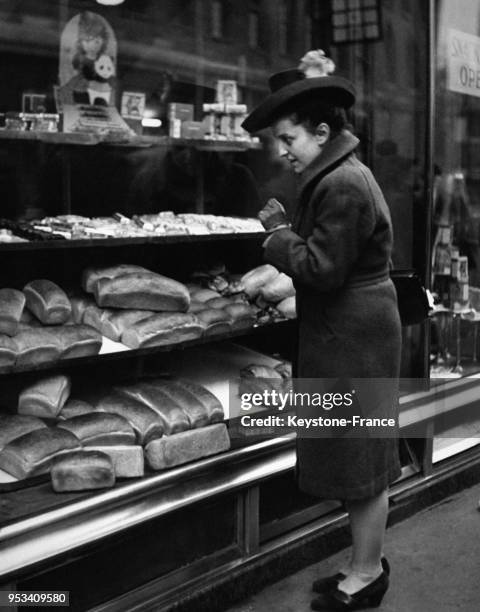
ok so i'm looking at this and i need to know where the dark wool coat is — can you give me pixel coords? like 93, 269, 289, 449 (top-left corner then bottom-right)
264, 130, 402, 500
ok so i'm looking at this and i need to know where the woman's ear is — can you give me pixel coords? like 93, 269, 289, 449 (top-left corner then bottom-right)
315, 123, 330, 146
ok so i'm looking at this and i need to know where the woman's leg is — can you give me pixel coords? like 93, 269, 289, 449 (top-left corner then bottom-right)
337, 488, 389, 594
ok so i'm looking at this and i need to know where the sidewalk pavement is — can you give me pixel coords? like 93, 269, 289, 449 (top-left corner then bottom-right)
226, 482, 480, 612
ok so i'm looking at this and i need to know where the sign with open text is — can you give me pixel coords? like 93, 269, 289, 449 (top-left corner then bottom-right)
447, 28, 480, 98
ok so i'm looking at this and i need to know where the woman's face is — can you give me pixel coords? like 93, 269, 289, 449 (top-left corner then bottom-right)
272, 117, 326, 174
81, 35, 104, 59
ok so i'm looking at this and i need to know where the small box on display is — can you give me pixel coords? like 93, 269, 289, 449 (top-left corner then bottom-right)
180, 121, 205, 139
216, 80, 238, 105
168, 103, 194, 123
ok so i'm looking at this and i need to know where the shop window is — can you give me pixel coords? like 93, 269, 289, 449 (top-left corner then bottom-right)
278, 0, 291, 55
248, 11, 260, 49
211, 0, 224, 39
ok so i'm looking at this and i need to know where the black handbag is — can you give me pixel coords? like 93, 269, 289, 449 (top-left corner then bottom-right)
390, 269, 430, 326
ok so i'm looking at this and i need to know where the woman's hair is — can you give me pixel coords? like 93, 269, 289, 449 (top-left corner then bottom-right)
273, 95, 349, 134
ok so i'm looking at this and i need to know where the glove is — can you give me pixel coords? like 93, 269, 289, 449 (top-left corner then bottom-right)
258, 198, 289, 233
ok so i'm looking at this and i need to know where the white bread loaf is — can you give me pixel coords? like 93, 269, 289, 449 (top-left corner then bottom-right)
188, 300, 206, 313
195, 309, 232, 336
0, 414, 47, 451
101, 309, 154, 342
145, 423, 230, 470
18, 376, 71, 418
13, 328, 62, 366
222, 303, 257, 331
240, 264, 279, 298
88, 445, 144, 478
57, 412, 136, 446
116, 382, 190, 435
93, 391, 164, 445
260, 273, 295, 303
276, 296, 296, 319
189, 288, 221, 303
82, 264, 151, 293
51, 450, 115, 491
93, 272, 190, 312
0, 334, 17, 369
121, 312, 203, 349
69, 296, 93, 324
0, 427, 81, 479
57, 324, 102, 359
0, 289, 26, 336
144, 380, 210, 429
173, 379, 224, 423
205, 297, 234, 309
58, 399, 95, 420
23, 280, 72, 325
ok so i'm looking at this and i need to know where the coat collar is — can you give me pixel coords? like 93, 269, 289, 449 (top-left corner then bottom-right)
297, 129, 359, 196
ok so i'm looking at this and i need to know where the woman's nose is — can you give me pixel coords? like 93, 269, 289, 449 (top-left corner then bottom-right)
277, 142, 288, 157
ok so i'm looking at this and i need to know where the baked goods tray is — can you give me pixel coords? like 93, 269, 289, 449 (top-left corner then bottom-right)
0, 319, 295, 377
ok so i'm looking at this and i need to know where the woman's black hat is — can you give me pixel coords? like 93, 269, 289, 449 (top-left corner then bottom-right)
242, 68, 356, 133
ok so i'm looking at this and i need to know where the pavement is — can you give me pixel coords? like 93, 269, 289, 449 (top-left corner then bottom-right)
226, 482, 480, 612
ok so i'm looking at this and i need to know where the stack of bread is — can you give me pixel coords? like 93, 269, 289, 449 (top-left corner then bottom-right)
0, 374, 230, 491
0, 282, 102, 369
74, 264, 259, 348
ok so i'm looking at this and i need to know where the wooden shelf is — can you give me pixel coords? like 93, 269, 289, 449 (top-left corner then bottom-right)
0, 230, 265, 252
0, 129, 261, 151
0, 319, 295, 379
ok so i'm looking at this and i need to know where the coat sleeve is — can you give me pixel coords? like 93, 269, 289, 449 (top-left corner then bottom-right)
264, 167, 376, 291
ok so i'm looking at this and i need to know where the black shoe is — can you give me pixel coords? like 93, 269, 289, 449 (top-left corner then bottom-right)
310, 571, 389, 610
312, 557, 390, 594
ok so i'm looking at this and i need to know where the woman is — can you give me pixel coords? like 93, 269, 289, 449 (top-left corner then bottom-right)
242, 53, 402, 611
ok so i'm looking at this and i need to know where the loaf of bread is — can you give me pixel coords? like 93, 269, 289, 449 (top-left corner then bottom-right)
13, 328, 62, 366
101, 309, 154, 342
240, 264, 280, 298
69, 296, 93, 324
188, 300, 207, 314
145, 423, 230, 470
121, 313, 203, 349
145, 380, 210, 429
82, 264, 151, 293
0, 289, 26, 336
173, 379, 224, 423
23, 280, 72, 325
57, 413, 136, 446
93, 391, 164, 445
116, 383, 190, 435
195, 309, 232, 336
222, 303, 256, 331
0, 334, 17, 369
276, 296, 296, 319
88, 445, 144, 478
0, 414, 47, 451
260, 273, 295, 303
51, 450, 115, 491
58, 399, 94, 419
80, 302, 104, 330
18, 375, 71, 418
94, 272, 190, 312
0, 427, 81, 479
56, 324, 102, 360
205, 297, 234, 310
189, 288, 221, 303
239, 364, 285, 396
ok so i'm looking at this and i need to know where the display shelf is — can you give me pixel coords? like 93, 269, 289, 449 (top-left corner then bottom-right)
0, 231, 265, 252
0, 319, 295, 378
0, 129, 262, 151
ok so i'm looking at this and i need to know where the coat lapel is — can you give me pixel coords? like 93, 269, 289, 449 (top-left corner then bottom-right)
297, 129, 359, 199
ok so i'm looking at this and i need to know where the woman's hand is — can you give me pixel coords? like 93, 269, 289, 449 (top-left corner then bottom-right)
258, 198, 289, 233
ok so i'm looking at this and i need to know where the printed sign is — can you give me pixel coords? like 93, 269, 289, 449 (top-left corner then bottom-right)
447, 28, 480, 98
